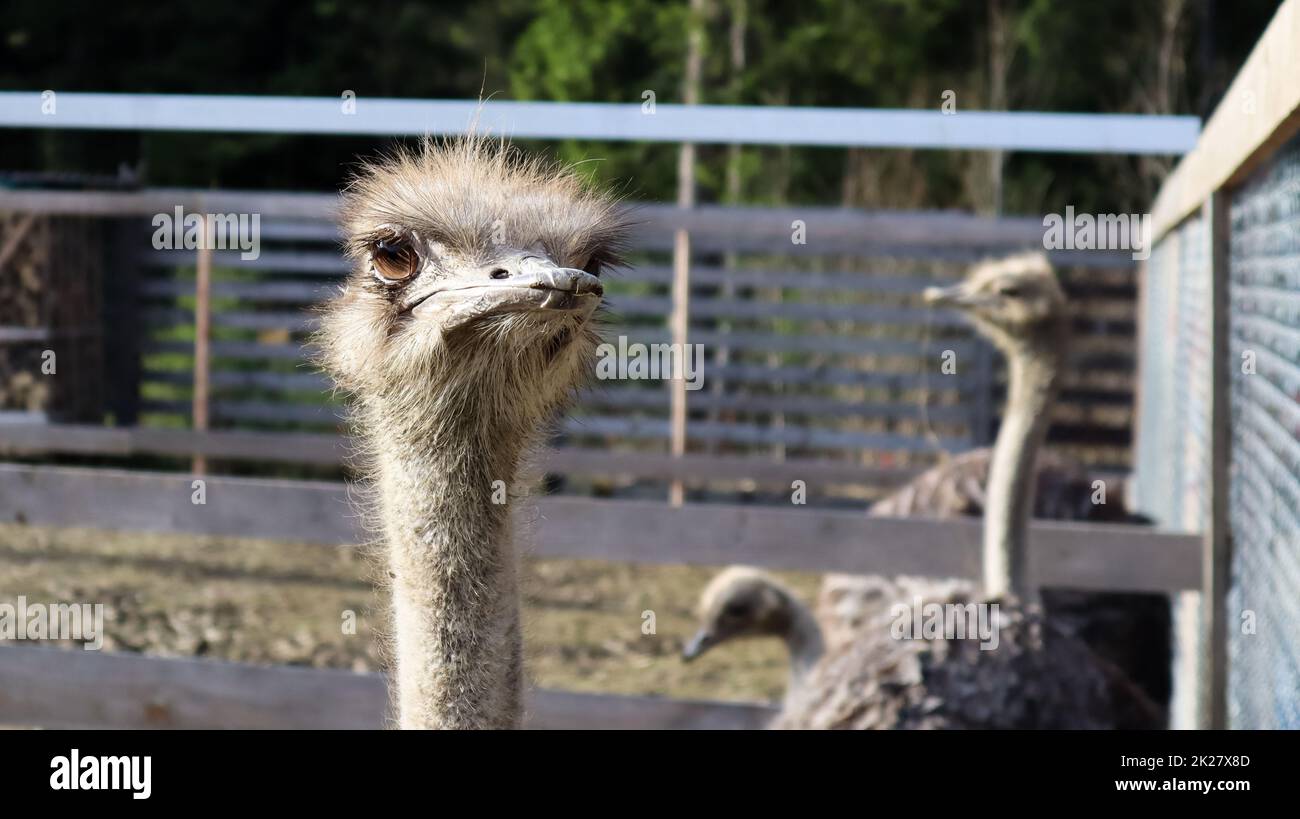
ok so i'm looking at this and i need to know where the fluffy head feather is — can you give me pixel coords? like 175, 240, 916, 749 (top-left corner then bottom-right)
317, 137, 631, 443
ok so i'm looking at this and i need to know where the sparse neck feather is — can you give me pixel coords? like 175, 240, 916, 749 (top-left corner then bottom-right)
982, 324, 1066, 600
369, 396, 528, 729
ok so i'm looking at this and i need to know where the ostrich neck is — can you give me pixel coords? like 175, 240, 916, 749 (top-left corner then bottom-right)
783, 600, 825, 691
371, 410, 527, 729
982, 331, 1064, 599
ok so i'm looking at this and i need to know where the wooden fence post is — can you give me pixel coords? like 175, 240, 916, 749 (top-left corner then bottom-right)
669, 0, 707, 507
192, 212, 212, 476
1201, 190, 1232, 729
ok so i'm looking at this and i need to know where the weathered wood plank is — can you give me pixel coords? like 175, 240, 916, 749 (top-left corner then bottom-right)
150, 325, 985, 360
0, 424, 350, 464
0, 326, 50, 343
0, 188, 1113, 248
558, 415, 972, 452
0, 464, 1202, 591
134, 400, 976, 451
0, 645, 775, 730
0, 424, 923, 486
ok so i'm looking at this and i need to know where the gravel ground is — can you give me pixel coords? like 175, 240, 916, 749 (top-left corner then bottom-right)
0, 522, 820, 703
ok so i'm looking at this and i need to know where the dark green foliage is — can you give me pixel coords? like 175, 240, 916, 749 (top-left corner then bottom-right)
0, 0, 1284, 212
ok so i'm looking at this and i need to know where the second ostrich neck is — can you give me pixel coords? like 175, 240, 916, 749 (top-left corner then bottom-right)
783, 600, 825, 691
983, 329, 1065, 599
372, 406, 530, 729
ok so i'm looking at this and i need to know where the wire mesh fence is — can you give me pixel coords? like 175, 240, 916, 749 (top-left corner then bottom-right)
1141, 130, 1300, 729
1135, 211, 1211, 533
1226, 132, 1300, 729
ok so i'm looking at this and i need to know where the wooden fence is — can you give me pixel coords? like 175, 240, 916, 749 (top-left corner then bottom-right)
0, 180, 1159, 729
0, 457, 1198, 729
3, 189, 1142, 489
0, 645, 775, 730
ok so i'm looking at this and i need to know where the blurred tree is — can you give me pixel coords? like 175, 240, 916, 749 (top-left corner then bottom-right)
0, 0, 1285, 214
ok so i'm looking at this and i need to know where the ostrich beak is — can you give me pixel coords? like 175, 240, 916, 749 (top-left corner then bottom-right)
407, 260, 603, 325
682, 629, 714, 661
922, 282, 990, 309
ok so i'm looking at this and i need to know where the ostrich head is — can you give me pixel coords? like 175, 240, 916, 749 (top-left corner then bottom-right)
922, 251, 1067, 354
683, 567, 803, 661
318, 138, 628, 436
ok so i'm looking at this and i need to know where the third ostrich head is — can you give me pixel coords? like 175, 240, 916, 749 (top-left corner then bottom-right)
922, 251, 1067, 354
922, 250, 1068, 600
684, 567, 824, 692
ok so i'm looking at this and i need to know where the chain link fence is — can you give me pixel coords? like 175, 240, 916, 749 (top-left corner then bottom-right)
1226, 132, 1300, 729
1139, 132, 1300, 729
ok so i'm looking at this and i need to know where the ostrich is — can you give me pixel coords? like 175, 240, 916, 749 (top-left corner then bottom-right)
683, 567, 963, 708
687, 253, 1163, 727
927, 251, 1070, 598
822, 252, 1167, 702
777, 251, 1160, 728
682, 567, 826, 705
318, 137, 627, 729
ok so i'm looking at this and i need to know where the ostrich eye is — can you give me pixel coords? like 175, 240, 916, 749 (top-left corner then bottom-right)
722, 602, 750, 619
371, 236, 419, 283
996, 283, 1024, 298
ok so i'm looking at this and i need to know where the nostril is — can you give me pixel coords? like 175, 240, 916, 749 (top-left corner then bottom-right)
489, 268, 510, 280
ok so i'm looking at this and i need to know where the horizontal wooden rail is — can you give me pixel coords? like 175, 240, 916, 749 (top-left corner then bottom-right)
0, 326, 51, 343
0, 423, 924, 487
0, 188, 1133, 256
0, 645, 774, 730
138, 255, 1136, 291
139, 375, 978, 423
130, 400, 975, 452
142, 325, 991, 363
0, 92, 1199, 153
0, 463, 1200, 592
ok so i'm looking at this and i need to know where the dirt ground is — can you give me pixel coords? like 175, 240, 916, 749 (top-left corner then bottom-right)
0, 522, 821, 704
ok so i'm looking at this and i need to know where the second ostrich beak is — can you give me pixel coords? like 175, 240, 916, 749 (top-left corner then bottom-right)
922, 282, 990, 309
406, 257, 603, 327
681, 629, 715, 661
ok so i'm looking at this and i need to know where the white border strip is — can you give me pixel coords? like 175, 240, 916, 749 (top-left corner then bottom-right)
0, 92, 1198, 154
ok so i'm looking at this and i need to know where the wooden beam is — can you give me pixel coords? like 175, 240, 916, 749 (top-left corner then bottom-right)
1151, 0, 1300, 240
0, 645, 774, 730
0, 92, 1199, 153
0, 463, 1202, 592
1201, 191, 1232, 729
0, 188, 1131, 256
0, 424, 923, 487
191, 215, 213, 475
668, 0, 704, 508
